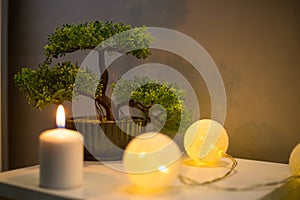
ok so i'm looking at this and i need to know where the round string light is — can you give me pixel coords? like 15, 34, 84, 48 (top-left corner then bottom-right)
289, 143, 300, 176
123, 132, 181, 192
184, 119, 229, 165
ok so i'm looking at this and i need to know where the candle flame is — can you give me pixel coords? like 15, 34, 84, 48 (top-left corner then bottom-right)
56, 105, 65, 128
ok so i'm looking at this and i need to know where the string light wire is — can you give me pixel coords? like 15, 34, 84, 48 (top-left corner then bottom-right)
179, 153, 237, 186
179, 153, 300, 191
208, 175, 300, 191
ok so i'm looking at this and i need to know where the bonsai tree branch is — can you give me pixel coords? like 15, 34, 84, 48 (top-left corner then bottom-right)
128, 100, 151, 119
93, 50, 114, 121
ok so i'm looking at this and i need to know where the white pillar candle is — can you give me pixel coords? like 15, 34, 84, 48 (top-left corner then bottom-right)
39, 105, 84, 189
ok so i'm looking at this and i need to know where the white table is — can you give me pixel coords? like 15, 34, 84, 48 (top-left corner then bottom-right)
0, 158, 298, 200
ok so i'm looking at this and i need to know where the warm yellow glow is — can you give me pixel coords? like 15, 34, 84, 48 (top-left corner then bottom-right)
289, 143, 300, 176
56, 105, 65, 128
184, 119, 229, 165
123, 132, 181, 192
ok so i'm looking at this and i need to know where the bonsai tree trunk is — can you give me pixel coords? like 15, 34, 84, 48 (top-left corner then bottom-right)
95, 51, 114, 122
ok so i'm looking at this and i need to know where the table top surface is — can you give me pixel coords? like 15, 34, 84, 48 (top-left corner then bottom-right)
0, 158, 297, 200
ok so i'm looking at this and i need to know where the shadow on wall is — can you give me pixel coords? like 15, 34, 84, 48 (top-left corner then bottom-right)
117, 0, 188, 27
229, 122, 290, 163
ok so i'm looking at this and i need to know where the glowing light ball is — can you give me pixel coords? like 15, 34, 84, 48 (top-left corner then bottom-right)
289, 143, 300, 176
123, 132, 181, 191
184, 119, 229, 164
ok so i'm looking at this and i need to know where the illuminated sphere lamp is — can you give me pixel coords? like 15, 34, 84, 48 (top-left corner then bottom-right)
289, 143, 300, 176
123, 132, 181, 192
184, 119, 229, 166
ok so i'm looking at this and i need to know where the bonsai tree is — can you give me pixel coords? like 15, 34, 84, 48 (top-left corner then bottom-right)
14, 21, 191, 136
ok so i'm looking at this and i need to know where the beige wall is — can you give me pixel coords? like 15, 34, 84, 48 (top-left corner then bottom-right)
7, 0, 300, 169
183, 1, 300, 162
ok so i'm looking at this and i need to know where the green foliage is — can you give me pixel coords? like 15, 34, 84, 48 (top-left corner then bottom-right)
112, 77, 192, 136
15, 20, 153, 110
14, 62, 100, 110
14, 20, 192, 136
45, 21, 153, 59
113, 76, 184, 111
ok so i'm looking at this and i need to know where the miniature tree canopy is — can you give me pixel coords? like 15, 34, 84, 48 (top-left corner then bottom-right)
15, 20, 192, 136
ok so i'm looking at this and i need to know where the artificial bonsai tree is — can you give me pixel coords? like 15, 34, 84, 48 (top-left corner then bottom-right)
15, 21, 191, 138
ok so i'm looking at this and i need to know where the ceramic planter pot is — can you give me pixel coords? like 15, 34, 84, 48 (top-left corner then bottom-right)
66, 116, 147, 161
